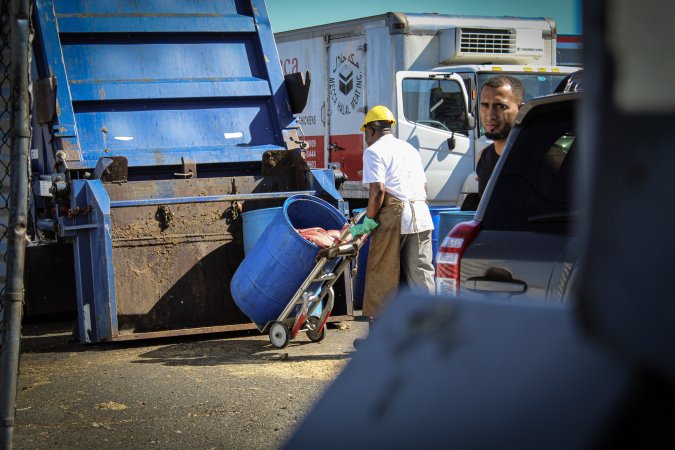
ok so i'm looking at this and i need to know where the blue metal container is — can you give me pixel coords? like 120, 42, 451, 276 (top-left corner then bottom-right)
231, 195, 347, 328
241, 207, 282, 255
27, 0, 352, 343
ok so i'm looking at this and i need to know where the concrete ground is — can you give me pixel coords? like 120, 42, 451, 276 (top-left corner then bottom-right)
12, 317, 368, 450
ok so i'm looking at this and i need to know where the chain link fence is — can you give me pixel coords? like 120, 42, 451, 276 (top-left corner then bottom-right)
0, 0, 12, 323
2, 0, 32, 444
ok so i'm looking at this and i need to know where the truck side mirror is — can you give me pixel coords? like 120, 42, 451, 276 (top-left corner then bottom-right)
447, 114, 476, 151
284, 70, 311, 114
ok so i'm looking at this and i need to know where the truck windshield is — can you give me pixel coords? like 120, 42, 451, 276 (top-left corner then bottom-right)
478, 73, 568, 102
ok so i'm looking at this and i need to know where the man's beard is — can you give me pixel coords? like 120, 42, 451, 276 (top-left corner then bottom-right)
484, 131, 506, 140
484, 124, 512, 140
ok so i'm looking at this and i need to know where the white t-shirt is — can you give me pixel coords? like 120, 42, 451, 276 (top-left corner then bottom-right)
362, 134, 434, 234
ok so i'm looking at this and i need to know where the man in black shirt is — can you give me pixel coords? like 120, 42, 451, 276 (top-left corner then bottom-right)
476, 75, 525, 197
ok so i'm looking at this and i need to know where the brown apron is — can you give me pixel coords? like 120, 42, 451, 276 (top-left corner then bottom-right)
362, 193, 404, 318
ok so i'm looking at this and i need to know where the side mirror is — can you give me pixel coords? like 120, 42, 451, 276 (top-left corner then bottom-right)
447, 114, 476, 151
284, 70, 311, 114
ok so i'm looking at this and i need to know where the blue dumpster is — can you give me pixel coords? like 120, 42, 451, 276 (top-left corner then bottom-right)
231, 195, 347, 328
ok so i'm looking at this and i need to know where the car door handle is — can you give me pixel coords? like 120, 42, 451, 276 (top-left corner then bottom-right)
466, 279, 527, 293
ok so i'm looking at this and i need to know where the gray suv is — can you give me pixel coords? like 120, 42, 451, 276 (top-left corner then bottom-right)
436, 92, 580, 302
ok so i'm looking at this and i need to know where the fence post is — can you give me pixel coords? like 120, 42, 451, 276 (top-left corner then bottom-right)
0, 0, 31, 448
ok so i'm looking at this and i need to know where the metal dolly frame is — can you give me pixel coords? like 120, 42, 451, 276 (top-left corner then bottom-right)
264, 210, 368, 348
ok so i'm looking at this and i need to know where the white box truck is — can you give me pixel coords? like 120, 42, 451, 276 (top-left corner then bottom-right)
275, 12, 580, 207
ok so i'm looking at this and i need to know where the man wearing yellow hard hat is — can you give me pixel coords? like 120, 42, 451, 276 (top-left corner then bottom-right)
349, 105, 435, 328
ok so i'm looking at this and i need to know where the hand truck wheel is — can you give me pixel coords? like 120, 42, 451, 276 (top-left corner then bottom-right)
269, 321, 290, 349
306, 316, 326, 343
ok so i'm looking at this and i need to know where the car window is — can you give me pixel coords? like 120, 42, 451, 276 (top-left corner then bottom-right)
482, 106, 576, 233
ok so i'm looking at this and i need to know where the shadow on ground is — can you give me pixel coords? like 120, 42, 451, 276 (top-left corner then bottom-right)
132, 338, 353, 367
19, 320, 355, 367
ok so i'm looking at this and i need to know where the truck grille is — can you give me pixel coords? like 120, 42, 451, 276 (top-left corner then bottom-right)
459, 28, 515, 54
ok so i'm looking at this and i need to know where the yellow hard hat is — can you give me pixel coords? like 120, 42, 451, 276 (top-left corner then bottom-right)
360, 105, 396, 132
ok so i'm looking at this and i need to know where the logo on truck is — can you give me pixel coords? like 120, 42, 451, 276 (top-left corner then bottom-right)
329, 53, 362, 116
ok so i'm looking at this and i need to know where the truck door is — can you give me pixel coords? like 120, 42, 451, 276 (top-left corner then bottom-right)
396, 72, 472, 206
327, 35, 366, 182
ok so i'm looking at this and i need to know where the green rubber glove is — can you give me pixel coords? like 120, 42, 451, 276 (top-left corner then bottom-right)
349, 216, 379, 237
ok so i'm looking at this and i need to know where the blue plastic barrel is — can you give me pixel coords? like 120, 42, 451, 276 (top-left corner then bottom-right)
429, 206, 460, 263
351, 208, 369, 310
438, 210, 477, 249
241, 207, 282, 254
231, 195, 347, 328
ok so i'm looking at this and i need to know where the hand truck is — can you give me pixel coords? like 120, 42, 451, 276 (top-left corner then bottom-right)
264, 210, 368, 348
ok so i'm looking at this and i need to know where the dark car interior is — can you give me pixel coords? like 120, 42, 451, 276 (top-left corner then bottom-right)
482, 102, 576, 233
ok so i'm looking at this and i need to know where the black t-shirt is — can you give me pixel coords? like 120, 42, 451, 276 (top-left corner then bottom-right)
476, 144, 500, 197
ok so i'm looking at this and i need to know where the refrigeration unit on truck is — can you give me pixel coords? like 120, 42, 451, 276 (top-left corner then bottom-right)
275, 12, 581, 207
24, 0, 350, 343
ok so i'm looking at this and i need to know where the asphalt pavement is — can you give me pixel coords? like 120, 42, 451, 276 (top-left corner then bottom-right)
12, 317, 368, 449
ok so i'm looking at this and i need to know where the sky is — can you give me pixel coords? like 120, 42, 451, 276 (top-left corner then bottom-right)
267, 0, 581, 35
